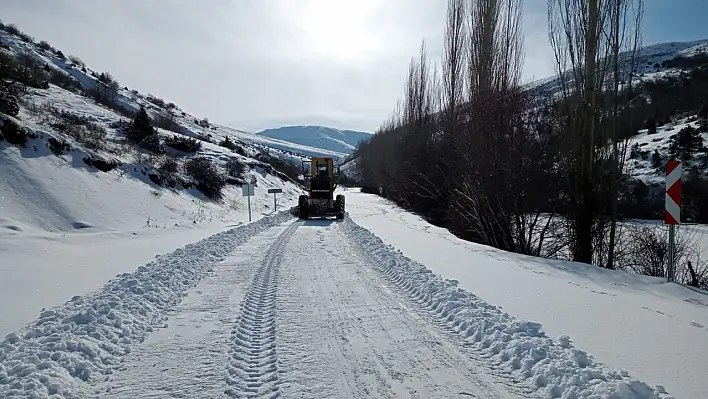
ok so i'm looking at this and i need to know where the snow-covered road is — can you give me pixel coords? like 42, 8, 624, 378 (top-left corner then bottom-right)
98, 219, 528, 398
2, 210, 666, 399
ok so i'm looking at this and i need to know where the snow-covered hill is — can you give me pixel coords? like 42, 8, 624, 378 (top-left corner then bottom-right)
256, 125, 371, 156
0, 26, 307, 333
525, 39, 708, 96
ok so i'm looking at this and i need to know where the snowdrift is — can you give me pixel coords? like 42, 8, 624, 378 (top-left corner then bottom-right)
0, 211, 296, 398
345, 188, 708, 399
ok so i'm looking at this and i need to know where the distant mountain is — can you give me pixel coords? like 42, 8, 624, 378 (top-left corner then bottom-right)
256, 125, 372, 155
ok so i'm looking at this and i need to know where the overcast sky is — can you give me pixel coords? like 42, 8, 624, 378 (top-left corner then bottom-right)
1, 0, 706, 133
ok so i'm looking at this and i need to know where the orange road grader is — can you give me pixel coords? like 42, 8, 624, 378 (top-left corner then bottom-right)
298, 157, 345, 220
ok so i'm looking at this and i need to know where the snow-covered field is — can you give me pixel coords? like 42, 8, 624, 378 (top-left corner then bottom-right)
344, 188, 708, 399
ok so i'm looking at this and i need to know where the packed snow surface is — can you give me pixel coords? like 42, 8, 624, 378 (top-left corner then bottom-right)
0, 210, 295, 398
2, 203, 675, 398
344, 188, 708, 399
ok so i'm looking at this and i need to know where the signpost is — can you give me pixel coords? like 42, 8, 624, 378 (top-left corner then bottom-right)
268, 188, 282, 212
665, 160, 682, 282
242, 183, 254, 222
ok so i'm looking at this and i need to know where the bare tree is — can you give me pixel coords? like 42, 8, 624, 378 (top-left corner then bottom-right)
606, 0, 643, 269
548, 0, 619, 264
441, 0, 468, 130
448, 0, 527, 251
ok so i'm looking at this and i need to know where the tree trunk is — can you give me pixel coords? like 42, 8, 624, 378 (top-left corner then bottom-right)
575, 0, 599, 264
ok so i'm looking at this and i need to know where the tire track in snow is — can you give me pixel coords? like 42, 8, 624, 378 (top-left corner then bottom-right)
341, 216, 664, 399
275, 220, 523, 398
224, 221, 299, 398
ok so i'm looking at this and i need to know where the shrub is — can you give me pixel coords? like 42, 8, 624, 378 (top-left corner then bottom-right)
196, 117, 209, 128
4, 24, 21, 36
152, 112, 183, 134
139, 131, 164, 153
699, 102, 708, 119
219, 135, 239, 151
49, 71, 83, 93
83, 155, 119, 172
669, 125, 704, 162
0, 114, 33, 146
55, 50, 66, 60
68, 55, 84, 67
37, 40, 54, 52
0, 91, 20, 116
48, 136, 71, 155
159, 156, 180, 188
160, 156, 180, 174
225, 157, 246, 179
651, 149, 662, 168
164, 134, 202, 153
87, 72, 119, 105
48, 109, 108, 151
184, 157, 226, 200
146, 94, 166, 108
645, 117, 657, 134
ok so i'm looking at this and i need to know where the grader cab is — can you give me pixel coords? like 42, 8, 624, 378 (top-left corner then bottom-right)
298, 157, 345, 219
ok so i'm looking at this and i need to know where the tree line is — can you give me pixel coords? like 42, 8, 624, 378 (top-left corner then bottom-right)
354, 0, 708, 286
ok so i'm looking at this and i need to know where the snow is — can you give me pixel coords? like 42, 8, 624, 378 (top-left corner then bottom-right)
2, 184, 699, 398
93, 219, 532, 398
256, 125, 372, 155
625, 116, 708, 184
344, 188, 708, 399
0, 134, 303, 335
0, 28, 311, 336
0, 210, 295, 398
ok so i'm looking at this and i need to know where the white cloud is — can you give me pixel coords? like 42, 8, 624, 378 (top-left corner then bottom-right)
2, 0, 555, 132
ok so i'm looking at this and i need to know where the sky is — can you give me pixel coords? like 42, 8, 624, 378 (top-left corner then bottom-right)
1, 0, 706, 133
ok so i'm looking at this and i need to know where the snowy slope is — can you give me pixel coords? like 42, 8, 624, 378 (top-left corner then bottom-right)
525, 39, 708, 96
0, 28, 305, 335
344, 188, 708, 399
0, 28, 343, 163
626, 116, 708, 184
257, 125, 371, 155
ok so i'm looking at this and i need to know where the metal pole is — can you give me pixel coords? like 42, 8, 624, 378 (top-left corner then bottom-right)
273, 193, 277, 212
668, 224, 675, 282
247, 187, 252, 222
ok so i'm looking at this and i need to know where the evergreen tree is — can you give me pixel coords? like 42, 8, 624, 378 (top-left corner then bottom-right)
669, 125, 704, 162
645, 117, 657, 135
651, 149, 662, 168
126, 106, 154, 144
699, 101, 708, 119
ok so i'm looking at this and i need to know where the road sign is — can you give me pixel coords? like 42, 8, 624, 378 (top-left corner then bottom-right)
665, 160, 681, 225
242, 183, 255, 197
665, 160, 682, 283
242, 183, 254, 222
268, 188, 282, 211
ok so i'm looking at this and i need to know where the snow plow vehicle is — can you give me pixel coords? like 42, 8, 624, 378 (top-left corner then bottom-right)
298, 157, 345, 220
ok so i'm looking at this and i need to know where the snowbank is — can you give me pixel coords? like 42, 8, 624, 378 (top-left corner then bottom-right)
0, 210, 295, 398
344, 189, 707, 399
342, 216, 664, 399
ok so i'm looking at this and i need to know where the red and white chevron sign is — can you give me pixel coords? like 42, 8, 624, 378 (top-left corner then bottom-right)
665, 160, 682, 225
